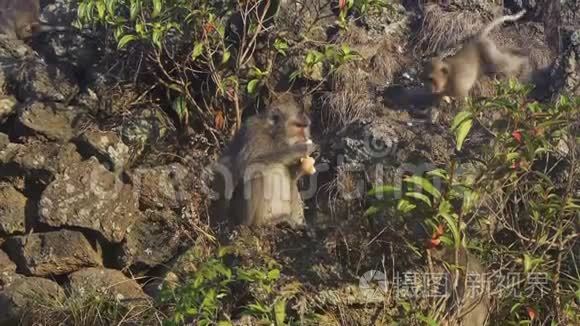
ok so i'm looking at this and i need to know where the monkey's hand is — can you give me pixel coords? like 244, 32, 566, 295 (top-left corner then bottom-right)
300, 156, 316, 175
252, 141, 317, 166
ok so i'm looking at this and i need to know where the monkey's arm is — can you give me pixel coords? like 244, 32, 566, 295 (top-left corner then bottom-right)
252, 142, 317, 166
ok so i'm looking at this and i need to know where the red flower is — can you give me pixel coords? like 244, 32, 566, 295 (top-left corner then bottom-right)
526, 307, 537, 320
339, 0, 347, 10
425, 237, 441, 249
425, 224, 444, 249
512, 130, 522, 143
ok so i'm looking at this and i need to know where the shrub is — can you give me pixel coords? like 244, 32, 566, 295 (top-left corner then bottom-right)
366, 81, 580, 324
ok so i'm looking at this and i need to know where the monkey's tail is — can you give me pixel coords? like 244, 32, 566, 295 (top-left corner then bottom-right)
480, 10, 526, 38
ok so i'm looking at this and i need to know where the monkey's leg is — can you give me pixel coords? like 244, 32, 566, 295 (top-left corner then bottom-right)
230, 173, 265, 226
289, 183, 306, 227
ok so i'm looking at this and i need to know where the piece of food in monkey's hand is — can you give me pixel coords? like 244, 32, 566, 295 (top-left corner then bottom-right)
300, 156, 316, 175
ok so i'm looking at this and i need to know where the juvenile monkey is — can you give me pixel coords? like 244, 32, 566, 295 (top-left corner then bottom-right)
0, 0, 71, 40
212, 93, 317, 228
422, 10, 529, 102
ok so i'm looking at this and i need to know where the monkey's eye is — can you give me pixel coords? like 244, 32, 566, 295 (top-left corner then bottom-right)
268, 110, 281, 124
294, 115, 309, 128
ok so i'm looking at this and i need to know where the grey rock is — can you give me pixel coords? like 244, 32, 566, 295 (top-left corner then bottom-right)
12, 57, 79, 103
0, 133, 8, 150
0, 271, 22, 291
0, 183, 27, 236
120, 108, 172, 150
330, 119, 399, 166
3, 229, 102, 276
550, 29, 580, 98
0, 251, 17, 290
38, 157, 139, 242
77, 129, 129, 172
34, 0, 102, 76
18, 102, 82, 142
0, 277, 65, 325
133, 163, 190, 210
0, 96, 17, 123
68, 268, 149, 302
5, 142, 82, 176
120, 209, 188, 270
0, 250, 16, 274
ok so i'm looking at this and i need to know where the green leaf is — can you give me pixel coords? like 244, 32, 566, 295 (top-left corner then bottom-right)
267, 269, 280, 280
246, 303, 270, 314
217, 321, 233, 326
85, 2, 95, 21
461, 189, 478, 213
368, 185, 401, 197
506, 152, 520, 161
274, 298, 287, 325
192, 43, 204, 61
404, 175, 441, 200
117, 34, 137, 49
96, 2, 106, 19
77, 2, 87, 20
247, 79, 260, 94
364, 205, 381, 216
426, 169, 448, 180
523, 254, 532, 273
274, 38, 289, 55
397, 198, 416, 213
451, 111, 473, 151
152, 28, 162, 48
438, 200, 452, 216
289, 70, 301, 81
217, 24, 225, 38
152, 0, 162, 17
510, 302, 522, 314
129, 0, 140, 20
135, 22, 145, 35
305, 52, 315, 65
172, 96, 188, 123
405, 192, 432, 207
438, 211, 461, 247
106, 0, 117, 16
221, 50, 231, 64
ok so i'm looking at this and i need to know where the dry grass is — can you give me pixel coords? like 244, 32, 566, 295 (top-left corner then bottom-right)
319, 63, 375, 133
370, 38, 412, 84
415, 4, 488, 56
23, 284, 161, 326
318, 165, 366, 221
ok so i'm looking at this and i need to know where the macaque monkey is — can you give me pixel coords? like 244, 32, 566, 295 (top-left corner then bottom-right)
422, 10, 529, 102
212, 93, 317, 228
429, 245, 490, 326
0, 0, 71, 40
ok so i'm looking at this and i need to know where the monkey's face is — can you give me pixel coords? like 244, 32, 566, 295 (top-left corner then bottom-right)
423, 59, 449, 94
17, 24, 33, 39
267, 105, 311, 146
